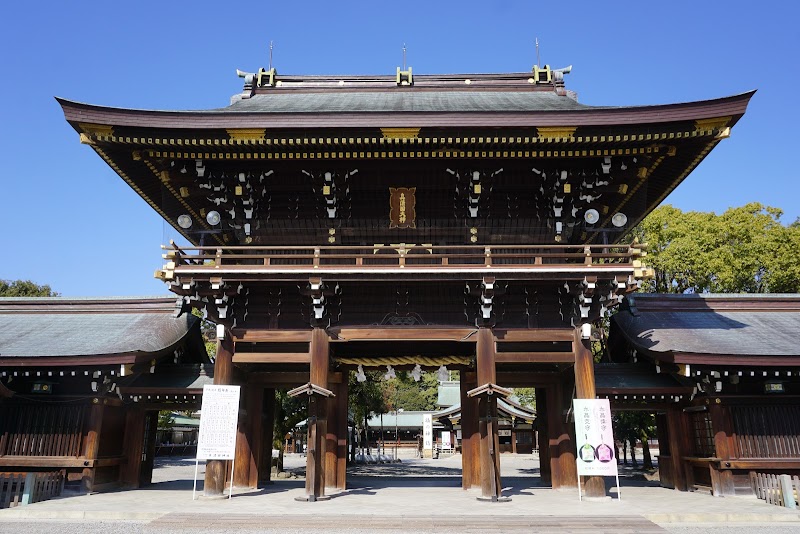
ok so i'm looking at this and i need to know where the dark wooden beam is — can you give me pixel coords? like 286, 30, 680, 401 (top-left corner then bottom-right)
494, 329, 574, 342
232, 329, 311, 342
495, 352, 575, 364
232, 353, 310, 364
330, 327, 477, 342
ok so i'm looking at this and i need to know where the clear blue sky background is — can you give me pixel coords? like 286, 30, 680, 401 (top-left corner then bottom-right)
1, 1, 797, 296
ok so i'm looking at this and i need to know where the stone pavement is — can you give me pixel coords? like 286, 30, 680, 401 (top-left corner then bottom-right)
1, 453, 799, 532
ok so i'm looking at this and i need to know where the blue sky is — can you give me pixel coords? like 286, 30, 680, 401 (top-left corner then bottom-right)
1, 1, 798, 296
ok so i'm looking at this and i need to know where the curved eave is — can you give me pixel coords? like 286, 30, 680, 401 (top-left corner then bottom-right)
56, 91, 755, 130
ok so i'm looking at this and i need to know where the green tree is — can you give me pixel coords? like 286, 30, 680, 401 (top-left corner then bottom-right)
157, 411, 175, 430
383, 371, 440, 411
637, 203, 800, 294
0, 280, 59, 297
348, 370, 388, 455
272, 389, 307, 472
190, 308, 218, 361
511, 388, 536, 409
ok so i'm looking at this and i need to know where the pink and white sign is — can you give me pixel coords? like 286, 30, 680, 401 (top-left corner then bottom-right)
572, 399, 618, 477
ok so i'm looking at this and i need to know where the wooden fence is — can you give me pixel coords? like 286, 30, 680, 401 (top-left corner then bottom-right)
0, 471, 64, 509
751, 472, 800, 507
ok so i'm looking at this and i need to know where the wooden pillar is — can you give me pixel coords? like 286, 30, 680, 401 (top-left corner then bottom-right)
81, 399, 105, 492
120, 406, 146, 488
259, 388, 276, 483
238, 385, 263, 489
709, 403, 736, 496
140, 411, 158, 486
304, 327, 329, 500
666, 405, 689, 491
205, 333, 234, 497
536, 388, 551, 485
655, 413, 673, 489
476, 327, 503, 500
460, 371, 480, 489
573, 327, 606, 498
511, 419, 517, 454
325, 380, 339, 489
233, 384, 254, 487
335, 376, 349, 489
548, 382, 577, 489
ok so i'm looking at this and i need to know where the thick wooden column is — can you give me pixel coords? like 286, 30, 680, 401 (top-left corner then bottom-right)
325, 380, 339, 489
476, 327, 503, 500
205, 333, 234, 497
140, 411, 158, 486
655, 413, 674, 488
536, 388, 551, 485
120, 406, 146, 488
259, 389, 276, 483
81, 399, 105, 491
460, 371, 480, 489
335, 376, 349, 489
573, 327, 606, 498
511, 420, 517, 454
709, 403, 735, 496
548, 382, 577, 489
233, 385, 253, 488
666, 405, 689, 491
304, 327, 329, 499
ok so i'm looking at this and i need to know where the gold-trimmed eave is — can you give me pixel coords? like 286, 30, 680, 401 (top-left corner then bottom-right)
78, 125, 724, 150
140, 157, 226, 246
87, 145, 218, 247
599, 133, 730, 241
142, 145, 668, 161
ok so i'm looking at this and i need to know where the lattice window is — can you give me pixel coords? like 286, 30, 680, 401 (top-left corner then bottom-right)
690, 411, 715, 457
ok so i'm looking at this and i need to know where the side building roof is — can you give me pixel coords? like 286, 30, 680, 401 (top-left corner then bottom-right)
0, 296, 209, 364
610, 293, 800, 366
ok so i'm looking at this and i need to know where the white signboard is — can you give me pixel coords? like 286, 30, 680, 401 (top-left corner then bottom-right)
197, 384, 241, 460
441, 430, 451, 449
572, 399, 618, 477
498, 429, 512, 437
422, 413, 433, 451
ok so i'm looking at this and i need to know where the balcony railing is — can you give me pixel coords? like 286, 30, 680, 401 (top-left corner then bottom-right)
157, 243, 648, 282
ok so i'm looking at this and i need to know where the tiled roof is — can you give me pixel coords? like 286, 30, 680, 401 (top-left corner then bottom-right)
594, 363, 692, 393
611, 294, 800, 358
224, 90, 590, 114
0, 297, 207, 361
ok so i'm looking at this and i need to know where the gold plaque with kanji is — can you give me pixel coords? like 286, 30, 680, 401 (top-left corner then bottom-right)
389, 187, 416, 229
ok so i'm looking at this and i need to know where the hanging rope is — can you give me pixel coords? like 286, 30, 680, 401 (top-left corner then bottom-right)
333, 355, 471, 367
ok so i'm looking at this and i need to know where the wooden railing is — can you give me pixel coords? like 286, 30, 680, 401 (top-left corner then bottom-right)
0, 471, 64, 509
160, 243, 644, 273
751, 472, 800, 507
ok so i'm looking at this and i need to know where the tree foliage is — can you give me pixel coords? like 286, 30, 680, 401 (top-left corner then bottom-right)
637, 203, 800, 294
0, 280, 59, 297
382, 371, 441, 412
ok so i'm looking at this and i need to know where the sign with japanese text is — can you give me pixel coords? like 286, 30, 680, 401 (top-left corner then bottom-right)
389, 187, 417, 229
422, 413, 433, 451
572, 399, 618, 477
196, 385, 241, 460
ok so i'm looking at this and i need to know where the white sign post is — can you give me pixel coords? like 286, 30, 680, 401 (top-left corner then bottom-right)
194, 384, 241, 500
422, 413, 433, 457
572, 398, 620, 501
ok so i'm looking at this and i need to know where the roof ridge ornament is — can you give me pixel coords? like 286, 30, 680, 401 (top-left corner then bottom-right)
530, 64, 572, 85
